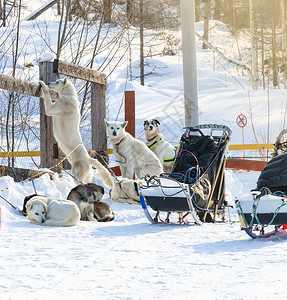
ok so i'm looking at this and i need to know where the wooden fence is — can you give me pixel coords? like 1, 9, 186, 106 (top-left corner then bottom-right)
0, 59, 107, 170
0, 60, 107, 168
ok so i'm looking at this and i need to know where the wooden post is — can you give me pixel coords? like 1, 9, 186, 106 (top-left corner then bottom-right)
91, 83, 107, 157
38, 61, 59, 170
125, 91, 135, 137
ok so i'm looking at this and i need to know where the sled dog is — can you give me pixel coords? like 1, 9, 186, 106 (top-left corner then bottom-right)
39, 78, 113, 188
25, 195, 81, 227
94, 201, 115, 222
110, 178, 140, 204
22, 194, 45, 216
144, 119, 176, 173
67, 183, 114, 222
105, 120, 163, 179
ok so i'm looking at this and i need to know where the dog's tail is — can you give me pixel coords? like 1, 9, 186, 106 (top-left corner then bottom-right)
96, 212, 115, 222
89, 158, 114, 189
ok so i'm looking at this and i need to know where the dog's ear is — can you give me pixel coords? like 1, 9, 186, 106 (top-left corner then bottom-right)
26, 201, 33, 211
63, 77, 67, 85
154, 119, 160, 126
22, 194, 37, 214
122, 121, 128, 128
104, 119, 110, 126
42, 202, 48, 214
143, 120, 148, 126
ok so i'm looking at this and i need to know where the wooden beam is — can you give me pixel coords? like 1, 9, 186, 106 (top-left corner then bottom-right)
226, 158, 267, 172
229, 143, 274, 150
0, 74, 41, 97
0, 165, 53, 182
53, 60, 106, 85
26, 0, 57, 21
0, 73, 57, 99
0, 151, 40, 158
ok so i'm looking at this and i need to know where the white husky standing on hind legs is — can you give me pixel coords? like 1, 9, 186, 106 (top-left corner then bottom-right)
39, 77, 114, 188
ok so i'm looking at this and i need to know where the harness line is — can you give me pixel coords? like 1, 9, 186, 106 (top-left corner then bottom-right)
0, 143, 83, 213
147, 138, 176, 163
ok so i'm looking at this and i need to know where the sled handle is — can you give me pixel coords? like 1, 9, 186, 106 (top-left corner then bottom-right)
183, 124, 232, 137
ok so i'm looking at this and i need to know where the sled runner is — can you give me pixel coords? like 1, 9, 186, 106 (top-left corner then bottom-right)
138, 124, 232, 225
236, 129, 287, 238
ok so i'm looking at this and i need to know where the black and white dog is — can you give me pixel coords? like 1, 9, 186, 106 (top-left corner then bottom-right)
144, 119, 176, 173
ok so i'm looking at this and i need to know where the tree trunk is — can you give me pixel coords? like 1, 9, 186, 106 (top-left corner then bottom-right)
3, 0, 6, 26
280, 0, 286, 88
126, 0, 135, 25
260, 2, 265, 89
57, 0, 61, 15
249, 0, 258, 89
271, 2, 278, 87
103, 0, 112, 24
203, 0, 211, 49
195, 1, 201, 22
140, 0, 144, 86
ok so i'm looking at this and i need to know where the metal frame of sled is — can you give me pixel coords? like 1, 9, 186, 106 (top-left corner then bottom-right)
236, 128, 287, 238
236, 191, 287, 239
138, 124, 232, 225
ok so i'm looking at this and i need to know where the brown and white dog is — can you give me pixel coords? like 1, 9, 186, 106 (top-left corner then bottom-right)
67, 183, 114, 222
144, 119, 176, 173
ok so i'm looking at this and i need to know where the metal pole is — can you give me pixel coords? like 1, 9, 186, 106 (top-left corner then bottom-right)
180, 0, 199, 126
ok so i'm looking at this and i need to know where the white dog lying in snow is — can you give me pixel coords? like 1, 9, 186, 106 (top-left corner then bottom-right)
26, 195, 81, 227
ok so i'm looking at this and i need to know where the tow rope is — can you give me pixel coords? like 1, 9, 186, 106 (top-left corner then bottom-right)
0, 194, 25, 216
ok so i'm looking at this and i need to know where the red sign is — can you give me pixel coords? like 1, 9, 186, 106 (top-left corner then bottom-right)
236, 114, 247, 128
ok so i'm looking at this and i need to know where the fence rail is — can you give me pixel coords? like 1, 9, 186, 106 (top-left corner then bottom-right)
0, 143, 275, 158
229, 144, 274, 150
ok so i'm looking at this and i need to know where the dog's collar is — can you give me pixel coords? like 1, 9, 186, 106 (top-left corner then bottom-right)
84, 184, 96, 201
147, 134, 158, 142
115, 138, 124, 146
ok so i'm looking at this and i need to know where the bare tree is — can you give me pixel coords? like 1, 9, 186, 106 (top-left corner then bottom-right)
203, 0, 211, 50
139, 0, 144, 86
280, 0, 286, 88
126, 0, 135, 25
249, 0, 258, 89
103, 0, 113, 24
271, 1, 278, 87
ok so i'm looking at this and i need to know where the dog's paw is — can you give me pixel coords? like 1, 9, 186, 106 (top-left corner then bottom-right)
39, 81, 49, 93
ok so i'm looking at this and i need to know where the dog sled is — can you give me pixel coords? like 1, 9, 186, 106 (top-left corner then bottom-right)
138, 124, 232, 225
236, 129, 287, 238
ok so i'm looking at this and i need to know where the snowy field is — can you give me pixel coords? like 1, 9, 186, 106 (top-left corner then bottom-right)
2, 170, 287, 300
1, 1, 287, 299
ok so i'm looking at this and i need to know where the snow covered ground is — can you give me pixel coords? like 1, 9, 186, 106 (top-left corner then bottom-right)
1, 2, 287, 299
2, 170, 287, 300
